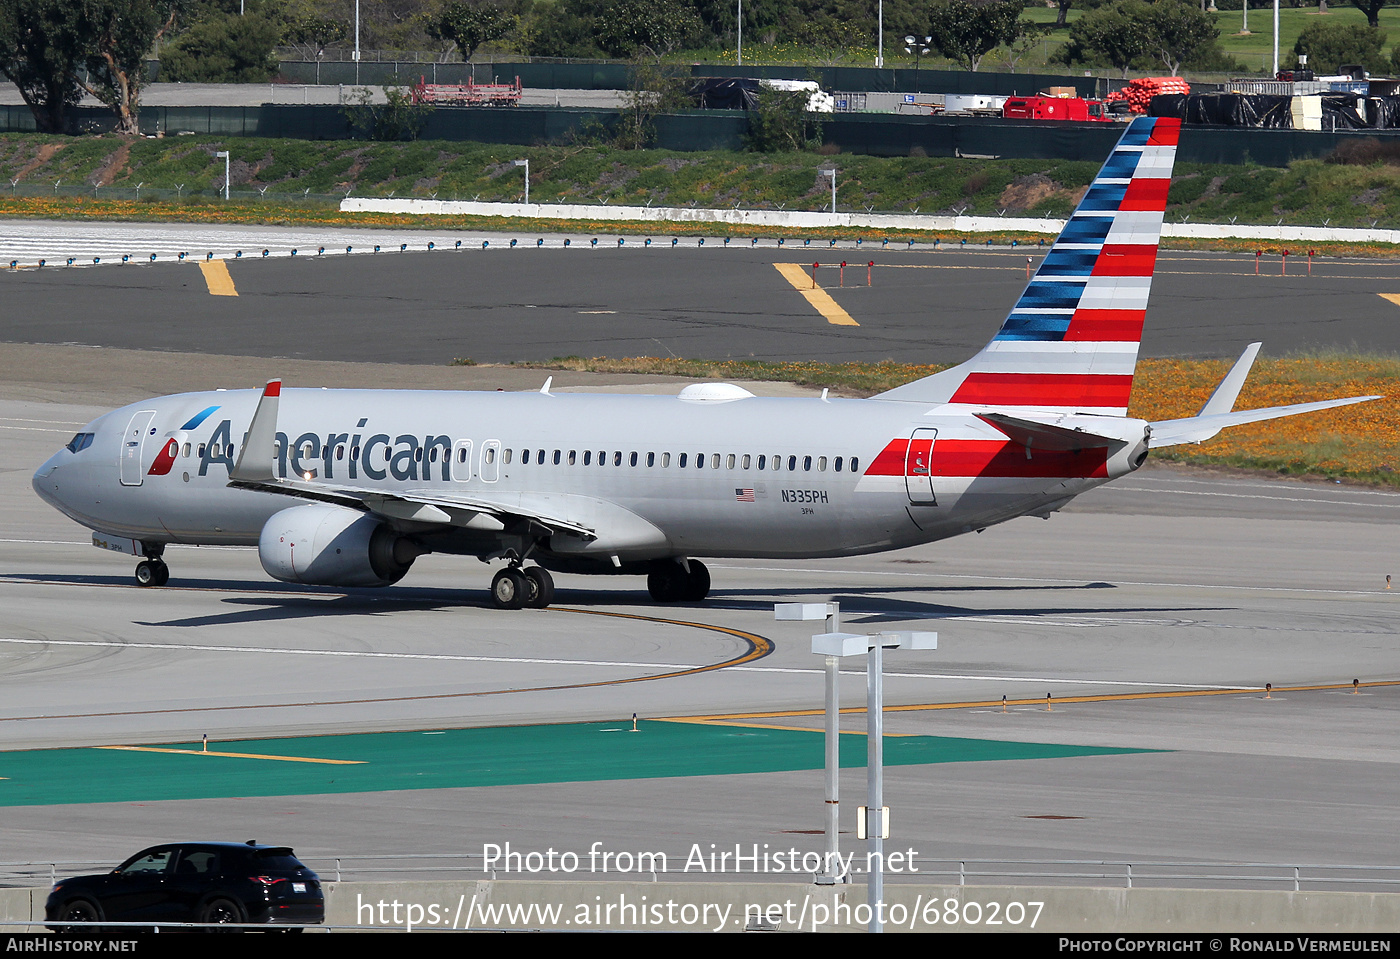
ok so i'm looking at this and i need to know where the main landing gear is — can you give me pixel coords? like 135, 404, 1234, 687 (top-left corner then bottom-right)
491, 565, 555, 610
134, 543, 169, 587
647, 559, 710, 603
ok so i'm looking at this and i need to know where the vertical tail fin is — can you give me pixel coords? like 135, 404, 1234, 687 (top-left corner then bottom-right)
875, 116, 1180, 414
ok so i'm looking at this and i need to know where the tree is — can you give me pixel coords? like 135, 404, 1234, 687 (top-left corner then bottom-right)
595, 0, 703, 56
160, 8, 281, 81
82, 0, 184, 135
429, 0, 516, 61
1058, 0, 1156, 76
0, 0, 95, 132
615, 52, 687, 148
343, 83, 432, 140
1350, 0, 1388, 29
281, 10, 347, 62
746, 85, 821, 151
926, 0, 1026, 73
1142, 0, 1218, 75
1291, 20, 1388, 73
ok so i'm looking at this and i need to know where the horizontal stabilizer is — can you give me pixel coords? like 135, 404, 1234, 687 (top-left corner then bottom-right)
1149, 395, 1381, 448
976, 411, 1129, 451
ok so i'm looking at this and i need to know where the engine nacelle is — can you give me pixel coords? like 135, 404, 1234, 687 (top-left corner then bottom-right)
259, 503, 418, 587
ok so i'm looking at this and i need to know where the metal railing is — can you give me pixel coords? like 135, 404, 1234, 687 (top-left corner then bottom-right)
6, 855, 1398, 892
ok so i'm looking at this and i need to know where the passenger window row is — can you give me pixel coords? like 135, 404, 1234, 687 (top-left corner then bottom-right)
504, 449, 860, 473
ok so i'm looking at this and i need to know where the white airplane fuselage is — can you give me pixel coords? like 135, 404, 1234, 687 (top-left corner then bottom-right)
34, 118, 1374, 605
33, 386, 1145, 566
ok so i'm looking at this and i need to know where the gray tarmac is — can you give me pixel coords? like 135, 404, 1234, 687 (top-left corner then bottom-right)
1, 379, 1398, 880
2, 223, 1399, 364
0, 224, 1396, 889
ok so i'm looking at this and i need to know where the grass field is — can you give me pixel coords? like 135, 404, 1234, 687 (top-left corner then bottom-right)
9, 133, 1400, 230
689, 6, 1400, 76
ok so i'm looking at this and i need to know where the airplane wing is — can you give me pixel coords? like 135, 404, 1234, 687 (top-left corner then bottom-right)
1146, 344, 1382, 449
227, 380, 598, 540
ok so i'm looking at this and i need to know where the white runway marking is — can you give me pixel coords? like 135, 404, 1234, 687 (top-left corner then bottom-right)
0, 636, 1248, 689
712, 564, 1390, 597
1103, 485, 1400, 508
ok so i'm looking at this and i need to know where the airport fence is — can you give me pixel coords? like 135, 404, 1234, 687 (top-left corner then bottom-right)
274, 58, 1108, 98
5, 99, 1394, 165
6, 855, 1400, 893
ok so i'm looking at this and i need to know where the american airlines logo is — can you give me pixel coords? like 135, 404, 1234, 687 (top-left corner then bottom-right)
193, 419, 457, 481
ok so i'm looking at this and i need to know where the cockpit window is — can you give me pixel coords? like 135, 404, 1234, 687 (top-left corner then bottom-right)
65, 433, 94, 453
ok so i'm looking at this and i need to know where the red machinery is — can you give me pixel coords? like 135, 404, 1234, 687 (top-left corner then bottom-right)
1002, 95, 1114, 123
411, 76, 523, 107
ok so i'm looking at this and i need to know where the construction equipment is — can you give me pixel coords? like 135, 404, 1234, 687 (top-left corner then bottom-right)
410, 75, 522, 107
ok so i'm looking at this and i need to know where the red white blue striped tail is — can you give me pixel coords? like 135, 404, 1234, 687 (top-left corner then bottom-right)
876, 116, 1180, 415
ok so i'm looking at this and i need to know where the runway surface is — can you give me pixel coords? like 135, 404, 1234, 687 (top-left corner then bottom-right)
0, 218, 1396, 890
2, 387, 1397, 879
2, 221, 1399, 364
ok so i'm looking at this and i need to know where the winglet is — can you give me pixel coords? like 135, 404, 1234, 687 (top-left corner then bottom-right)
540, 376, 553, 395
1198, 342, 1261, 416
229, 379, 281, 484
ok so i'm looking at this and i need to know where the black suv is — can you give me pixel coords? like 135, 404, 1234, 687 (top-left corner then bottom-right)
45, 841, 324, 931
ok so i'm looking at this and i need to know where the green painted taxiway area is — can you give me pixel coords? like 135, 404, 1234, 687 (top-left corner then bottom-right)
0, 721, 1154, 807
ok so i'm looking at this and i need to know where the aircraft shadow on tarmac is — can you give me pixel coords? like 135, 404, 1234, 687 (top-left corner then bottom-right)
7, 572, 1222, 630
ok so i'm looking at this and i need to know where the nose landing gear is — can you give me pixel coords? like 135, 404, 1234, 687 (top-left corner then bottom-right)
134, 542, 169, 587
134, 559, 169, 587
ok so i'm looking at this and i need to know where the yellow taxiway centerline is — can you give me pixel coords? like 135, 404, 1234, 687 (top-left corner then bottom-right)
660, 679, 1400, 727
96, 745, 363, 765
198, 259, 238, 296
773, 262, 859, 326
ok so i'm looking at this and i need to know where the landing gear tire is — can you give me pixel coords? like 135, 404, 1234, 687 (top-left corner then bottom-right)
682, 560, 710, 601
491, 568, 528, 609
647, 565, 685, 602
648, 560, 710, 603
134, 560, 168, 587
523, 566, 555, 608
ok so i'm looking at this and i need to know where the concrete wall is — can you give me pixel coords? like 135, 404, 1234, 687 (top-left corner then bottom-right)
340, 197, 1400, 246
10, 881, 1399, 933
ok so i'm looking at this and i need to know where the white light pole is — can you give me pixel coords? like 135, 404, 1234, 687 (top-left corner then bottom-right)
354, 0, 361, 85
1272, 0, 1279, 77
776, 603, 846, 884
737, 0, 742, 66
819, 165, 837, 214
513, 159, 529, 206
812, 628, 937, 932
876, 0, 884, 67
215, 151, 229, 200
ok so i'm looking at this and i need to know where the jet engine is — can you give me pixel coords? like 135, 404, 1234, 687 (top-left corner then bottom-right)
259, 503, 419, 587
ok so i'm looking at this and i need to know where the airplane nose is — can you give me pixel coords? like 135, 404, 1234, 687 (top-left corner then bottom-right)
32, 452, 64, 507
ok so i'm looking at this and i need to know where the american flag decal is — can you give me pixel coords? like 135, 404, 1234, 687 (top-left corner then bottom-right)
735, 488, 755, 502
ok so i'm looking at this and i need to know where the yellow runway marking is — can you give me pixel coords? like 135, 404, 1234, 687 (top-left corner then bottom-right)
198, 259, 237, 296
1378, 293, 1400, 308
96, 745, 364, 765
658, 717, 914, 735
773, 262, 859, 326
660, 679, 1400, 726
